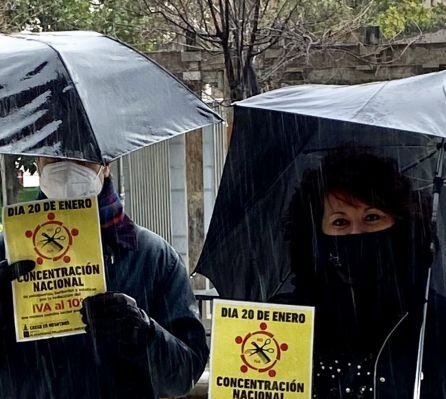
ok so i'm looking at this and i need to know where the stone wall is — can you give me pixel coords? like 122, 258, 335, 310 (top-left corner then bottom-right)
148, 30, 446, 98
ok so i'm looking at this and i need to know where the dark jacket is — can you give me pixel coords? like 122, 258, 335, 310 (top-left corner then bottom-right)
273, 288, 446, 398
0, 225, 208, 399
366, 289, 446, 399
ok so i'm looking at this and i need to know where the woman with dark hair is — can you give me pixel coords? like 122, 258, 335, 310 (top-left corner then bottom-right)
282, 150, 446, 398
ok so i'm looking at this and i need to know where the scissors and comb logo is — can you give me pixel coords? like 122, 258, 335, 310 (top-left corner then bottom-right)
25, 212, 79, 265
236, 322, 289, 377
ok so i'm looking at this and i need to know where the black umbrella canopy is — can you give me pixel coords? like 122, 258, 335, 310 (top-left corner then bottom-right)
0, 31, 221, 163
195, 71, 446, 301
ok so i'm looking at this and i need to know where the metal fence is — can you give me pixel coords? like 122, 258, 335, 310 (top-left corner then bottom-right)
116, 105, 227, 269
118, 140, 172, 243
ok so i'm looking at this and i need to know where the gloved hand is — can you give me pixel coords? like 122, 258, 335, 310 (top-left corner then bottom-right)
80, 292, 154, 351
81, 292, 157, 397
0, 259, 35, 282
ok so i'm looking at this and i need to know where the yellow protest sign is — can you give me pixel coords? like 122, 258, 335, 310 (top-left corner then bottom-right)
2, 197, 106, 342
209, 299, 315, 399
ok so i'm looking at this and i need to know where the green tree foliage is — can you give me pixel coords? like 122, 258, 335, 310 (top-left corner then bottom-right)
4, 0, 446, 45
371, 0, 446, 38
3, 0, 157, 51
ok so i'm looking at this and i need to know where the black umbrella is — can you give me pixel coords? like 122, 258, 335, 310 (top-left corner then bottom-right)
0, 31, 221, 163
195, 71, 446, 397
196, 71, 446, 301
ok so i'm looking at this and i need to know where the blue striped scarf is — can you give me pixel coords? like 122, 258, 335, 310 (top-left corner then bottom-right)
98, 177, 137, 251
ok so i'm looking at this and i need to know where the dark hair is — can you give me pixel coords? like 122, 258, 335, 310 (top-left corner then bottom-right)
282, 149, 432, 303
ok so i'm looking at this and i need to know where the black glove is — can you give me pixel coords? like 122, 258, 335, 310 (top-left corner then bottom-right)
81, 292, 156, 398
0, 259, 35, 282
80, 292, 154, 350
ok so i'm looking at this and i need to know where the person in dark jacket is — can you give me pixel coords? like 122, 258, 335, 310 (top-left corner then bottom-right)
0, 156, 208, 399
280, 150, 446, 398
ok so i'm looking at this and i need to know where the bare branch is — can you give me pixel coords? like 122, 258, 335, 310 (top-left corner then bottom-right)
137, 0, 421, 101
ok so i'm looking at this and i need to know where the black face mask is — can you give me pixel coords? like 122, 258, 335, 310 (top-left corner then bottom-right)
321, 226, 401, 287
314, 223, 430, 355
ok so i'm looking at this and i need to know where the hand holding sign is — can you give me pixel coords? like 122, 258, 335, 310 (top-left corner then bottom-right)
81, 292, 153, 353
0, 260, 35, 283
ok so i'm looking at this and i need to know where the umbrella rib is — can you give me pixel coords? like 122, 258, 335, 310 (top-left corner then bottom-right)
401, 147, 439, 173
243, 140, 432, 213
267, 270, 292, 302
16, 35, 105, 164
350, 81, 389, 120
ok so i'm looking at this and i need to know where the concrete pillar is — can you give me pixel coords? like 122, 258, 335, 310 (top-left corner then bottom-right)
169, 135, 189, 267
186, 129, 206, 288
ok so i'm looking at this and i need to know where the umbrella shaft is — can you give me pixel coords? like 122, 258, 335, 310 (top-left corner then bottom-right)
413, 139, 445, 398
413, 268, 432, 399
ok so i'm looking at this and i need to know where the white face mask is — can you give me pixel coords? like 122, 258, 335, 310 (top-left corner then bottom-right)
40, 161, 104, 199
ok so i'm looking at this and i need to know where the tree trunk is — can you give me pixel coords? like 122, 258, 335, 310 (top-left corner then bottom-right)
226, 53, 261, 101
243, 60, 260, 98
